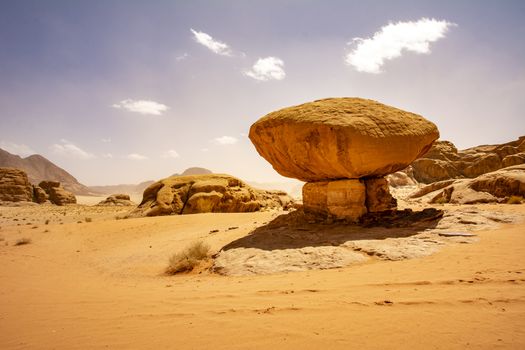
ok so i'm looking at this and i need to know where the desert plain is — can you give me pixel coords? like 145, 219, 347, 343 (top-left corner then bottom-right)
1, 199, 524, 349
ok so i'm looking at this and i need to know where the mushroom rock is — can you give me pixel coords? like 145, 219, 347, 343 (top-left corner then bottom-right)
249, 97, 439, 221
249, 97, 439, 182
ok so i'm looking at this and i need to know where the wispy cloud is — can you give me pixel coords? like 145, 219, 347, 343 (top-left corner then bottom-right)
112, 99, 169, 116
0, 141, 34, 157
126, 153, 148, 160
161, 149, 180, 159
345, 18, 455, 74
191, 29, 232, 56
102, 153, 113, 159
244, 57, 286, 81
175, 52, 189, 61
101, 138, 111, 143
213, 136, 238, 145
51, 140, 95, 159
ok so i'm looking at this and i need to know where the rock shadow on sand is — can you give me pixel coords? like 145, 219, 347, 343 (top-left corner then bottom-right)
220, 208, 444, 252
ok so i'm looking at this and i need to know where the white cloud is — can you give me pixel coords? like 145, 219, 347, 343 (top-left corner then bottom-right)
101, 138, 111, 143
190, 29, 232, 56
345, 18, 455, 74
0, 141, 34, 157
112, 99, 169, 116
201, 148, 209, 152
161, 149, 180, 159
244, 57, 286, 81
175, 52, 189, 61
51, 140, 95, 159
213, 136, 238, 145
126, 153, 148, 161
102, 153, 113, 159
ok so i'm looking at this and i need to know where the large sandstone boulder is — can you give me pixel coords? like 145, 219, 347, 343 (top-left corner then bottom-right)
0, 167, 33, 202
39, 181, 76, 205
97, 194, 135, 206
249, 97, 439, 182
130, 174, 293, 217
410, 164, 525, 204
412, 136, 525, 183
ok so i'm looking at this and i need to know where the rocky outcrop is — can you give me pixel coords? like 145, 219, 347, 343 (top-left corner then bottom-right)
250, 97, 438, 221
249, 97, 439, 182
411, 136, 525, 183
32, 185, 48, 203
130, 174, 293, 217
410, 164, 525, 204
39, 181, 76, 205
97, 194, 135, 206
0, 167, 33, 202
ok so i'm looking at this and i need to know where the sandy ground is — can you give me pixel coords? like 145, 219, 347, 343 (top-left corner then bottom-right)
0, 204, 524, 349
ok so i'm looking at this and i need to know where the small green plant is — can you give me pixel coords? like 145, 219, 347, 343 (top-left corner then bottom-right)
14, 238, 31, 246
165, 241, 210, 275
507, 195, 523, 204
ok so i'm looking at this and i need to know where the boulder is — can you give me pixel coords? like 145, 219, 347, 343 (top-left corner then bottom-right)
411, 136, 525, 183
97, 194, 135, 206
130, 174, 294, 217
32, 185, 48, 204
410, 164, 525, 204
0, 167, 33, 202
249, 97, 439, 182
39, 181, 76, 205
386, 171, 417, 187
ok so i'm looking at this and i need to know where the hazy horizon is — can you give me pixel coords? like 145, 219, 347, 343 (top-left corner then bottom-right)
1, 0, 524, 186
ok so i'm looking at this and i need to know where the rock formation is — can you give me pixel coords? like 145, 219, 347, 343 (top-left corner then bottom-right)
38, 181, 76, 205
0, 167, 34, 202
249, 97, 439, 221
97, 194, 135, 206
130, 174, 293, 217
411, 136, 525, 183
410, 164, 525, 204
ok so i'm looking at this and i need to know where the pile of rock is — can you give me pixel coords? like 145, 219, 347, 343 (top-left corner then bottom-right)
0, 167, 76, 205
35, 181, 77, 205
130, 173, 293, 217
97, 194, 135, 206
411, 136, 525, 183
410, 164, 525, 204
0, 167, 34, 202
249, 97, 439, 221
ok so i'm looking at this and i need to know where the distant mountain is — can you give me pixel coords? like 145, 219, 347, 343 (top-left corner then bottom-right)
172, 167, 213, 177
0, 148, 93, 195
88, 180, 154, 196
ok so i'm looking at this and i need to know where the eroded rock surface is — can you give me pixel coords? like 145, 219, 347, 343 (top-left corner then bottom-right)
411, 165, 525, 204
97, 194, 135, 206
39, 181, 76, 205
130, 174, 293, 217
412, 136, 525, 183
249, 97, 439, 182
0, 167, 33, 202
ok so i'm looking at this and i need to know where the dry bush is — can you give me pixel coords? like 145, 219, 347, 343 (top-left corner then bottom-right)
166, 241, 210, 275
14, 238, 31, 246
507, 195, 523, 204
85, 217, 92, 223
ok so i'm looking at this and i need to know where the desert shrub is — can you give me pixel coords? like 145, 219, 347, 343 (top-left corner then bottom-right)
45, 220, 50, 225
507, 195, 523, 204
166, 241, 210, 275
14, 238, 31, 246
85, 217, 92, 223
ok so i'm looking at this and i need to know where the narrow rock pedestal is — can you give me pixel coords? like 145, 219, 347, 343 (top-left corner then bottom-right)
303, 177, 397, 222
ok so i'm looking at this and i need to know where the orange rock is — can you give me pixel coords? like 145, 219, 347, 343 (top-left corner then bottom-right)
303, 179, 367, 221
249, 97, 439, 182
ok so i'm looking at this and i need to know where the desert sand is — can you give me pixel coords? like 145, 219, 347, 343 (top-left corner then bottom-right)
1, 203, 524, 349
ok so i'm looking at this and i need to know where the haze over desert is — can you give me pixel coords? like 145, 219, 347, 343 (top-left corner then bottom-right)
1, 1, 525, 349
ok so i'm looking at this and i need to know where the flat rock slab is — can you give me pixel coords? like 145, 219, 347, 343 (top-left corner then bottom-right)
438, 232, 477, 237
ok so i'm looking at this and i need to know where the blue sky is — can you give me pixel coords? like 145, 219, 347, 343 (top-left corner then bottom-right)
1, 0, 524, 185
